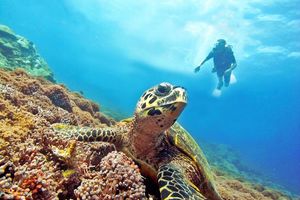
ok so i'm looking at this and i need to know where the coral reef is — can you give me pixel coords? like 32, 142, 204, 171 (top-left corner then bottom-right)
0, 69, 123, 199
74, 151, 146, 200
215, 174, 298, 200
0, 24, 55, 82
201, 141, 299, 199
0, 68, 299, 199
202, 142, 265, 182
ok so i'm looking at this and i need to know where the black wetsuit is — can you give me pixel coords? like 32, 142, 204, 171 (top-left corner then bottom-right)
205, 46, 236, 79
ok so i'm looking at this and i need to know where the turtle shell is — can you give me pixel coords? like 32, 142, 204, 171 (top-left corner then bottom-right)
167, 122, 215, 185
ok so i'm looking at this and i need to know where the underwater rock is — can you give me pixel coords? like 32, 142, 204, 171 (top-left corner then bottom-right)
0, 24, 55, 82
201, 142, 260, 179
45, 85, 73, 112
201, 141, 298, 200
71, 92, 100, 115
0, 69, 144, 199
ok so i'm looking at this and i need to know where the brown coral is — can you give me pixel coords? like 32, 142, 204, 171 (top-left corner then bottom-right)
20, 79, 42, 95
71, 93, 99, 115
215, 174, 295, 200
1, 149, 61, 199
44, 85, 73, 112
0, 68, 113, 142
0, 69, 119, 199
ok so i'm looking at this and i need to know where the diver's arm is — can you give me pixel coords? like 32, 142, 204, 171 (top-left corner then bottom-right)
194, 60, 206, 73
224, 62, 237, 75
199, 59, 208, 66
230, 62, 237, 70
194, 51, 213, 73
225, 49, 237, 72
230, 52, 237, 70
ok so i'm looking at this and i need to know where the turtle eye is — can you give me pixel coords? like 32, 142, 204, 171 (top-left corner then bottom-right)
155, 83, 171, 96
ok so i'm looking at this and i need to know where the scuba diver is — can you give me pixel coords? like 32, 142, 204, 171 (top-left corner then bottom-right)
194, 39, 237, 97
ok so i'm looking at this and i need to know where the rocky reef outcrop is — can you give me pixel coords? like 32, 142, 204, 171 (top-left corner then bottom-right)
202, 142, 268, 183
204, 141, 300, 200
0, 25, 55, 82
0, 69, 145, 199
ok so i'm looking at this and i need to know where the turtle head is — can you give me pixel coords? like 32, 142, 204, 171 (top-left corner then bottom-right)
134, 82, 187, 134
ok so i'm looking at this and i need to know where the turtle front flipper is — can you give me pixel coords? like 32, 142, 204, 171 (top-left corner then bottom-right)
158, 163, 206, 200
52, 123, 126, 146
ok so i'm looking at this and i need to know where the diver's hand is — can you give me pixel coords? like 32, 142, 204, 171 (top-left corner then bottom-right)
194, 66, 201, 73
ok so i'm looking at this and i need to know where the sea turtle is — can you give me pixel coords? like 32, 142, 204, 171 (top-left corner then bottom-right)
53, 82, 223, 200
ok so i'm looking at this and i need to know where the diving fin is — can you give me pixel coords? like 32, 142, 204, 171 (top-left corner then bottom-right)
230, 72, 237, 84
212, 89, 222, 97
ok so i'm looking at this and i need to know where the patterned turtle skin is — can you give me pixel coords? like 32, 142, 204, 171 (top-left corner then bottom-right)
53, 82, 223, 200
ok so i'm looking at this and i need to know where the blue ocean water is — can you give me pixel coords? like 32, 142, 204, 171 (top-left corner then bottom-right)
1, 0, 299, 195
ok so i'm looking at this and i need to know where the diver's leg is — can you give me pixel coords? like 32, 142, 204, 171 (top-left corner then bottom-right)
224, 70, 231, 87
216, 70, 224, 90
217, 76, 223, 90
212, 71, 223, 97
